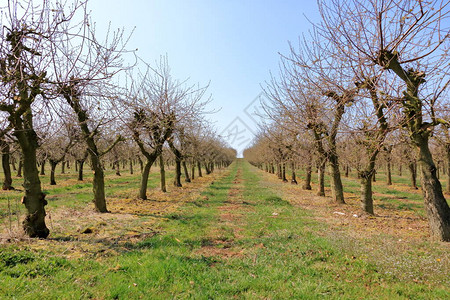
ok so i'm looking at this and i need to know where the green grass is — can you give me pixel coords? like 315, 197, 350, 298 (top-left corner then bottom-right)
0, 160, 448, 299
0, 165, 174, 224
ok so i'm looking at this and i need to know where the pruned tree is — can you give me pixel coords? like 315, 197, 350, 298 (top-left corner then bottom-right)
122, 57, 210, 198
318, 0, 450, 240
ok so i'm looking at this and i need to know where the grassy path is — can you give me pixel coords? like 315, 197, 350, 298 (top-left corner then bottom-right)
0, 159, 448, 299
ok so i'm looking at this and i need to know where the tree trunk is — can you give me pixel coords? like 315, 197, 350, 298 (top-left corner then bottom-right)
205, 162, 211, 175
138, 156, 144, 173
90, 153, 107, 212
139, 161, 152, 200
61, 161, 66, 174
191, 162, 195, 180
17, 158, 22, 178
173, 157, 182, 187
64, 93, 117, 212
282, 162, 288, 182
160, 154, 166, 192
16, 131, 49, 238
387, 159, 392, 185
115, 160, 121, 176
129, 159, 133, 175
399, 164, 402, 176
197, 161, 203, 177
49, 160, 58, 185
1, 141, 13, 190
77, 160, 85, 181
40, 160, 46, 175
416, 138, 450, 241
168, 141, 183, 187
290, 161, 297, 184
409, 162, 418, 189
10, 156, 16, 171
302, 165, 312, 190
345, 165, 349, 177
329, 153, 345, 204
183, 160, 191, 183
138, 153, 159, 200
360, 172, 374, 215
317, 161, 326, 196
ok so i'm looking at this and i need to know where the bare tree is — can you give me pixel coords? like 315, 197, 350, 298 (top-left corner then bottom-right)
0, 0, 61, 237
122, 57, 210, 198
318, 0, 450, 240
47, 0, 131, 212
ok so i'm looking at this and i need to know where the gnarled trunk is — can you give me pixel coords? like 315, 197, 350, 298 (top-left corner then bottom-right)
49, 160, 58, 185
91, 153, 107, 212
16, 130, 49, 238
360, 172, 374, 215
302, 164, 312, 190
329, 153, 345, 204
378, 52, 450, 240
77, 160, 85, 181
139, 161, 152, 200
204, 162, 211, 175
417, 138, 450, 241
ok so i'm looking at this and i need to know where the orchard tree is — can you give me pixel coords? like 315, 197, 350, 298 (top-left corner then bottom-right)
122, 57, 210, 199
47, 0, 131, 212
318, 0, 450, 240
0, 0, 60, 237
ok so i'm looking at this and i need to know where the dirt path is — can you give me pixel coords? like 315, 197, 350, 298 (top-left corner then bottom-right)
195, 166, 252, 258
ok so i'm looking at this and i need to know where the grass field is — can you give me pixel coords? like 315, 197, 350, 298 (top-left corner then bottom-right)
0, 160, 449, 299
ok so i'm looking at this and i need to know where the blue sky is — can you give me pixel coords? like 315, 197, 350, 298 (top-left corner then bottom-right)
89, 0, 320, 155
